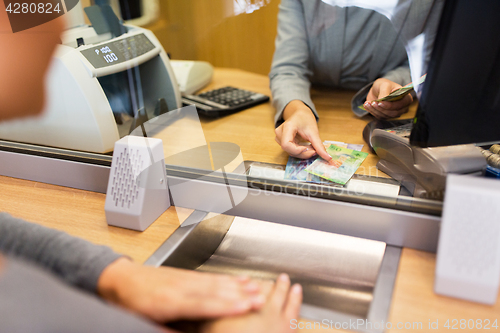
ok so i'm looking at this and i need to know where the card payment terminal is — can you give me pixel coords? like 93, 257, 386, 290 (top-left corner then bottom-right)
364, 119, 486, 198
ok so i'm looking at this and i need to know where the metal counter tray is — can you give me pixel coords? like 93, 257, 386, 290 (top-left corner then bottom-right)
146, 211, 401, 333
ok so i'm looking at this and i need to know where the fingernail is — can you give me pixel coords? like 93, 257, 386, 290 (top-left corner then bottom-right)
292, 284, 302, 294
372, 102, 377, 107
302, 147, 309, 153
378, 102, 384, 108
278, 273, 289, 282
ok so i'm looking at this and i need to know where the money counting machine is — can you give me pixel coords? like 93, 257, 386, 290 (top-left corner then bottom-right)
0, 8, 181, 153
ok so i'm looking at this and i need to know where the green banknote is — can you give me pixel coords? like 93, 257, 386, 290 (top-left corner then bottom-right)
305, 144, 368, 185
284, 141, 363, 185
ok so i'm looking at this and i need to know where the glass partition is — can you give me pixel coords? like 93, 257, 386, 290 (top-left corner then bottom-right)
0, 0, 455, 219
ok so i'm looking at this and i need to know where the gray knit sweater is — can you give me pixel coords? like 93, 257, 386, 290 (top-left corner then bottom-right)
0, 213, 161, 333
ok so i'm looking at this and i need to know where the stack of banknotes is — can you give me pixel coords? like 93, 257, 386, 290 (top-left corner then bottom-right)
284, 141, 368, 185
358, 74, 427, 111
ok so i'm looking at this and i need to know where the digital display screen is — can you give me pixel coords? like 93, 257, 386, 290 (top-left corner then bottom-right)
80, 33, 155, 69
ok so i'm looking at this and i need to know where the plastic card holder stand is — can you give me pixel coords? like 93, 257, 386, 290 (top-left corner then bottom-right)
435, 174, 500, 304
105, 136, 170, 231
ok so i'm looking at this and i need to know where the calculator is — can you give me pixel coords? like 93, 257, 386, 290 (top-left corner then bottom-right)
181, 86, 270, 117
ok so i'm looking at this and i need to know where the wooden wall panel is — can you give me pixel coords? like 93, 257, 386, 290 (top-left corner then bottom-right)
146, 0, 280, 75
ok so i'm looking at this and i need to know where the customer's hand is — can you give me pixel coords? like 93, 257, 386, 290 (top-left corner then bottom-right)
275, 100, 332, 162
201, 274, 302, 333
363, 78, 413, 119
97, 258, 266, 323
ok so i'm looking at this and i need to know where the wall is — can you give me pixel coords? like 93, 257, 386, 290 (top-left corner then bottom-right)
78, 0, 279, 75
145, 0, 280, 75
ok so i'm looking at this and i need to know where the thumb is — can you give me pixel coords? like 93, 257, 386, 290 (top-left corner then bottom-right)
378, 81, 400, 99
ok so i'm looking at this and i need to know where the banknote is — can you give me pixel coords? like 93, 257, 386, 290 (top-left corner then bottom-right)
323, 141, 363, 152
284, 141, 364, 185
284, 156, 316, 182
358, 74, 427, 110
284, 156, 333, 184
323, 141, 347, 149
305, 144, 368, 185
284, 141, 364, 184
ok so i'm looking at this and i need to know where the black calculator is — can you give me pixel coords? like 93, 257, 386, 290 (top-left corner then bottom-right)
181, 86, 270, 117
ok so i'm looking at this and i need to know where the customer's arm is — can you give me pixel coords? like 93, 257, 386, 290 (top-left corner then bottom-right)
0, 212, 121, 292
0, 256, 167, 333
0, 213, 265, 323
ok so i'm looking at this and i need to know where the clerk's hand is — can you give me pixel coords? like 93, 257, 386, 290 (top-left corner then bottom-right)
363, 78, 413, 119
97, 258, 265, 323
275, 100, 332, 162
201, 274, 302, 333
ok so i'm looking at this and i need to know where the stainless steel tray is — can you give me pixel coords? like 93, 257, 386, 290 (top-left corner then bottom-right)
146, 211, 401, 332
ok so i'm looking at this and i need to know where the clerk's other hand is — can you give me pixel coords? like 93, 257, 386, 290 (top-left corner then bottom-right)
275, 100, 332, 162
364, 78, 413, 119
201, 274, 303, 333
97, 258, 265, 323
